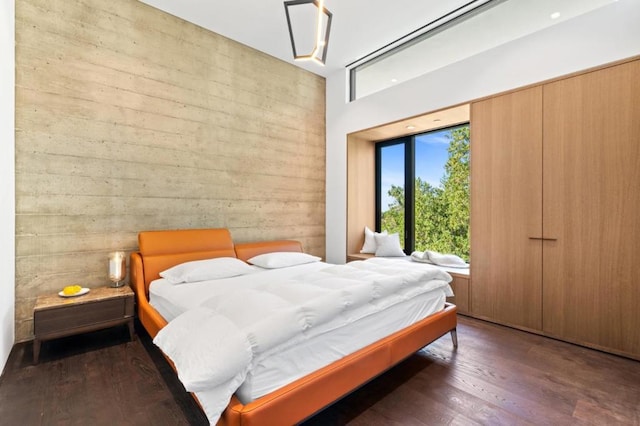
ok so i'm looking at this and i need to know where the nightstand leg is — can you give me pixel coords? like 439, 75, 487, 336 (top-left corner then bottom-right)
127, 319, 135, 341
33, 339, 41, 364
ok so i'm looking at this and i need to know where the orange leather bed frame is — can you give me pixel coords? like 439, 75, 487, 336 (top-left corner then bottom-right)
130, 228, 458, 425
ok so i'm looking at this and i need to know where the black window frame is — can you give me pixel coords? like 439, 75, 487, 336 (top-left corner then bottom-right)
375, 136, 413, 253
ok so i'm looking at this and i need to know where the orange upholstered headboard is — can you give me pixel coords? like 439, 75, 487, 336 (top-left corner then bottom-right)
137, 228, 236, 289
234, 240, 303, 262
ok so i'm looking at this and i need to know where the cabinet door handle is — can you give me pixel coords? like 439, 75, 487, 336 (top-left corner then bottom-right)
528, 237, 558, 241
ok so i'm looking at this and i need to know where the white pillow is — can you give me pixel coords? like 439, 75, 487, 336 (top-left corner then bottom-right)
374, 233, 406, 257
360, 226, 387, 254
247, 252, 321, 269
160, 257, 256, 284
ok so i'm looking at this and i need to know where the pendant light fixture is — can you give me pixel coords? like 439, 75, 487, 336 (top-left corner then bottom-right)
284, 0, 332, 66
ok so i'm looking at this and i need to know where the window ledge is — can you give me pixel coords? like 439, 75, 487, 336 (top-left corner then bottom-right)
346, 252, 470, 278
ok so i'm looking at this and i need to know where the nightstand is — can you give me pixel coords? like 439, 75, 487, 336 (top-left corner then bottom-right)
33, 286, 135, 363
346, 253, 374, 262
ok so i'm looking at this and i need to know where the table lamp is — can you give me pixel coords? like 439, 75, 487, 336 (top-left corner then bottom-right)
108, 251, 126, 288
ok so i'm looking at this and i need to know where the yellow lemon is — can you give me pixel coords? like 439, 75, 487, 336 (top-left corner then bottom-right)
62, 285, 82, 295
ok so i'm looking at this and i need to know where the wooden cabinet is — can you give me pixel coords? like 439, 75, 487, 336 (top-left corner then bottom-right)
470, 58, 640, 359
542, 60, 640, 357
470, 86, 543, 331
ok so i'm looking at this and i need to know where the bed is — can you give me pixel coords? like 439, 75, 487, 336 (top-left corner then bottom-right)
130, 228, 458, 425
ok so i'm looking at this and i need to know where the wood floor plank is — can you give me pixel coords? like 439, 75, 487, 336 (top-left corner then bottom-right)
421, 346, 581, 418
408, 373, 533, 426
573, 399, 637, 425
1, 316, 638, 425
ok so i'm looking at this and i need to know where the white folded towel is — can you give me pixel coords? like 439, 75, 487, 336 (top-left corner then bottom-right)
410, 250, 469, 268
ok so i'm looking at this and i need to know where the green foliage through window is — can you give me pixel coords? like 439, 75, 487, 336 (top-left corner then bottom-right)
380, 126, 469, 261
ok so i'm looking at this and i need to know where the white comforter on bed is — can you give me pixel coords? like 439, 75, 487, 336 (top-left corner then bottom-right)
153, 258, 452, 424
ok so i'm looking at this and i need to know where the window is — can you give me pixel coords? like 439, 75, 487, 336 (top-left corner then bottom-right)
349, 0, 616, 101
376, 139, 409, 249
376, 124, 469, 260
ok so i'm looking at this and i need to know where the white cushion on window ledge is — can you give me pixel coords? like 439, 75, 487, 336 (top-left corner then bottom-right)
360, 226, 387, 254
374, 233, 405, 257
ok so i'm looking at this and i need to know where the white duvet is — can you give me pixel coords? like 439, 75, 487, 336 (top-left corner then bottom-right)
153, 258, 452, 423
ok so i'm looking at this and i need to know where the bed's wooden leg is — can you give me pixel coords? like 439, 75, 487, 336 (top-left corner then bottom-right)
450, 328, 458, 348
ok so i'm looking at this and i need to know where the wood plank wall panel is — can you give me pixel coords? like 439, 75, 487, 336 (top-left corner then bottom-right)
346, 135, 376, 255
14, 0, 326, 341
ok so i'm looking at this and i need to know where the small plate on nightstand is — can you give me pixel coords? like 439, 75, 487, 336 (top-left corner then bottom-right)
58, 287, 90, 298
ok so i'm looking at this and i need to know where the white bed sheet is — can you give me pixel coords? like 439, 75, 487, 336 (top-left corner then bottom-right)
149, 260, 452, 405
236, 287, 446, 402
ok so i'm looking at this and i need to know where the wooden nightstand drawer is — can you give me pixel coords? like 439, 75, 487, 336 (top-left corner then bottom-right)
35, 299, 126, 335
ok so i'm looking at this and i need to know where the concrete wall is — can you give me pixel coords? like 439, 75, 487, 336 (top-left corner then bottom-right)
325, 0, 640, 264
0, 0, 16, 374
14, 0, 326, 342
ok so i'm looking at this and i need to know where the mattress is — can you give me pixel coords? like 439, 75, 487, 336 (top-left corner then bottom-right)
149, 260, 452, 403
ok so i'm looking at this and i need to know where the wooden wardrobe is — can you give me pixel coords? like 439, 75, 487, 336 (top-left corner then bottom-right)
470, 58, 640, 360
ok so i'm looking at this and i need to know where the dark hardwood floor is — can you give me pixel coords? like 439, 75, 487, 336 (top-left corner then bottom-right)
1, 316, 638, 425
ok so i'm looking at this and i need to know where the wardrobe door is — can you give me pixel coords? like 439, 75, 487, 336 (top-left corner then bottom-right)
543, 60, 640, 357
471, 87, 543, 331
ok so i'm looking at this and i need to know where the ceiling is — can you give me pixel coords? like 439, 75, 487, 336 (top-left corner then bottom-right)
138, 0, 471, 78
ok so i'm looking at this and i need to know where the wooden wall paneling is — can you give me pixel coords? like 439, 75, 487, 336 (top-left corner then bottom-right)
470, 86, 543, 331
542, 60, 640, 357
14, 0, 326, 341
347, 135, 376, 256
